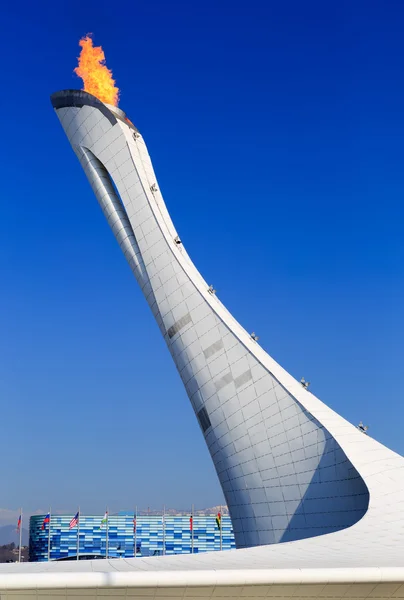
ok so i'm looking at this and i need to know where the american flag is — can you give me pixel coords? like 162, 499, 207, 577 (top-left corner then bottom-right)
69, 511, 79, 529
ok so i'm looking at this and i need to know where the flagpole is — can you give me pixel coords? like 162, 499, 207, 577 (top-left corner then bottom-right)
134, 506, 137, 558
191, 504, 194, 554
106, 507, 109, 559
47, 507, 52, 561
220, 505, 222, 551
77, 507, 80, 561
18, 508, 22, 562
162, 505, 166, 556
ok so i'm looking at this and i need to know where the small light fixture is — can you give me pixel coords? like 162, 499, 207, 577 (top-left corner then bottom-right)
208, 285, 216, 295
357, 421, 369, 434
150, 184, 157, 193
300, 377, 310, 389
251, 332, 259, 341
174, 236, 182, 245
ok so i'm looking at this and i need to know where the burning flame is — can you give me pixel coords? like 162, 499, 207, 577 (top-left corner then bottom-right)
74, 35, 120, 106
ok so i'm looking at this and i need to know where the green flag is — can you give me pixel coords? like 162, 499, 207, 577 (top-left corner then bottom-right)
100, 511, 108, 528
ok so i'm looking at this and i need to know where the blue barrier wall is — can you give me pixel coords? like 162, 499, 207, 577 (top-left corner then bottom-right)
29, 514, 235, 561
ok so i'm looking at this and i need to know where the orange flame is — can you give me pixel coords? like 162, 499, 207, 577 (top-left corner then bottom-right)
74, 35, 120, 106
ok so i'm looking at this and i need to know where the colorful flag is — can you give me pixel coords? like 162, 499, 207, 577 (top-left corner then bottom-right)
69, 512, 79, 529
133, 517, 136, 533
42, 513, 50, 530
16, 514, 21, 531
100, 511, 108, 527
190, 515, 193, 531
216, 512, 221, 530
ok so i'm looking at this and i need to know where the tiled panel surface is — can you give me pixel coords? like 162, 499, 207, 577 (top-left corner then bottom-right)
29, 515, 234, 562
53, 97, 370, 548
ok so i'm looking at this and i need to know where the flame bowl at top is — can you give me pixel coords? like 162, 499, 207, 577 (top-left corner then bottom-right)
50, 89, 139, 133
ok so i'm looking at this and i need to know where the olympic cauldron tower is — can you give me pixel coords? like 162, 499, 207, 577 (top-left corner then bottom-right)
51, 90, 369, 549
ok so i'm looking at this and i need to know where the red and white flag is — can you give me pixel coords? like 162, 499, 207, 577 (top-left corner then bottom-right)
69, 511, 79, 529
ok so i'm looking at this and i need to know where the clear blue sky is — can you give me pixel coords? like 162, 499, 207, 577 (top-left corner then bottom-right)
0, 0, 402, 522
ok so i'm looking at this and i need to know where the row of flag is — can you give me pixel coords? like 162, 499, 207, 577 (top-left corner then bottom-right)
16, 509, 223, 561
30, 511, 224, 531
